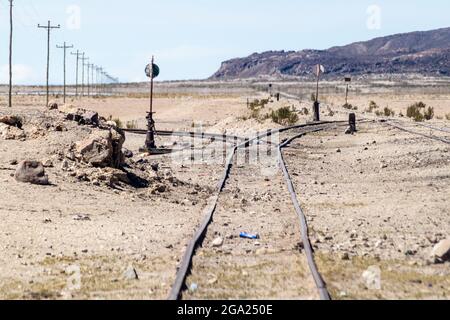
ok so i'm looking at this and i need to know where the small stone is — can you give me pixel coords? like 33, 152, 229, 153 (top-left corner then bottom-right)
9, 159, 18, 165
42, 159, 54, 168
123, 148, 133, 158
48, 101, 58, 110
123, 265, 139, 280
341, 252, 350, 261
212, 237, 224, 248
336, 148, 341, 153
430, 238, 450, 263
73, 214, 91, 221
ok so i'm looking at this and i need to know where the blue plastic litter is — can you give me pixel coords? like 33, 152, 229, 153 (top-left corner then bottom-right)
240, 232, 260, 240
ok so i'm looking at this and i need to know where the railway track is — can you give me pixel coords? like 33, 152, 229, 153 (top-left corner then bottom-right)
168, 121, 347, 300
385, 120, 450, 145
123, 128, 246, 144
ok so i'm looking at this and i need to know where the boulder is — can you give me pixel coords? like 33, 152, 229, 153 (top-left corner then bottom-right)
14, 161, 49, 185
0, 115, 23, 128
430, 238, 450, 263
75, 128, 125, 168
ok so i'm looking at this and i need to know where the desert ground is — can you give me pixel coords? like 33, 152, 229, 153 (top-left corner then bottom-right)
0, 80, 449, 300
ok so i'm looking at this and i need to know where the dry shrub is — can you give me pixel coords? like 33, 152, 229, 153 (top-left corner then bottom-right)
406, 102, 434, 122
270, 107, 299, 125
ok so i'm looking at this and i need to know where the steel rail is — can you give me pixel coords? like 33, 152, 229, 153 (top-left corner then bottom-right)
403, 121, 450, 134
278, 130, 333, 300
168, 121, 343, 300
385, 121, 450, 145
123, 128, 246, 143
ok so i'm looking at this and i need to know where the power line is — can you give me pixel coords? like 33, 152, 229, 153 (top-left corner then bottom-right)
37, 20, 60, 107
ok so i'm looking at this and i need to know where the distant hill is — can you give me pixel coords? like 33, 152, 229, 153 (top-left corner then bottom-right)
210, 27, 450, 79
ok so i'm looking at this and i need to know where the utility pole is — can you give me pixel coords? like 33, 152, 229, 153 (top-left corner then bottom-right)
90, 64, 95, 97
96, 67, 101, 96
70, 50, 83, 97
56, 42, 73, 104
8, 0, 13, 108
86, 62, 91, 97
38, 20, 60, 107
80, 54, 88, 97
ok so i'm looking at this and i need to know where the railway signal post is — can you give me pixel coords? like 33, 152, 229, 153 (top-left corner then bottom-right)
313, 64, 325, 122
38, 20, 60, 107
143, 56, 160, 151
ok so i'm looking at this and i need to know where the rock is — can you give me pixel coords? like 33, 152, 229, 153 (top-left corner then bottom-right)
106, 121, 118, 128
362, 266, 381, 290
212, 237, 224, 248
336, 148, 341, 153
75, 128, 125, 168
151, 162, 159, 172
80, 111, 99, 126
47, 101, 58, 110
0, 115, 22, 128
66, 108, 99, 126
0, 123, 26, 140
123, 265, 139, 280
123, 148, 133, 158
430, 238, 450, 263
152, 184, 167, 194
54, 123, 66, 132
341, 252, 350, 261
61, 160, 69, 171
42, 159, 54, 168
90, 168, 130, 186
9, 159, 18, 165
14, 161, 49, 185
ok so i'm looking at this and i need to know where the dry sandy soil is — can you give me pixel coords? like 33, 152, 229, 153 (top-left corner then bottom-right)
0, 84, 449, 300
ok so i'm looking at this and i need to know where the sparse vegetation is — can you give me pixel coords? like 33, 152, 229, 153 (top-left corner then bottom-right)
249, 98, 269, 110
327, 106, 335, 117
424, 106, 434, 121
270, 107, 299, 125
383, 107, 395, 117
126, 120, 138, 129
366, 100, 379, 113
300, 107, 309, 116
112, 118, 123, 128
406, 102, 434, 122
446, 113, 450, 121
343, 103, 358, 111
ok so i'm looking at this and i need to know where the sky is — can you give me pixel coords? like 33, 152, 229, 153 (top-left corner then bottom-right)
0, 0, 449, 84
